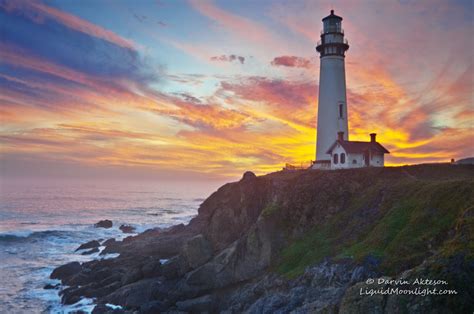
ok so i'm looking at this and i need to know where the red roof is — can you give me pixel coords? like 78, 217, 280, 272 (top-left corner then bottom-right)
326, 140, 390, 154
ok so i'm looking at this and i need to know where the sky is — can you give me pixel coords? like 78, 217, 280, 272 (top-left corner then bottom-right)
0, 0, 473, 181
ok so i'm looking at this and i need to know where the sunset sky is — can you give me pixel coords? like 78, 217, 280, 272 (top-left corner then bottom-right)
1, 0, 473, 181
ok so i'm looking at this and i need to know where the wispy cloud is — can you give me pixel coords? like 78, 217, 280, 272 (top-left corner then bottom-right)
211, 54, 245, 64
1, 0, 137, 50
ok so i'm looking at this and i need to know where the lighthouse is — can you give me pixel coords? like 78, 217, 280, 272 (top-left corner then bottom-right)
314, 10, 350, 167
308, 10, 389, 170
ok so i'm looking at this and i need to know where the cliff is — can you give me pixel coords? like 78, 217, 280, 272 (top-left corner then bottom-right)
51, 164, 474, 313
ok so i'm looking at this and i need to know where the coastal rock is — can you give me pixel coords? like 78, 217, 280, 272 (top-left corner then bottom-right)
176, 294, 213, 312
139, 300, 169, 313
119, 225, 135, 234
95, 220, 113, 228
339, 279, 390, 313
100, 240, 121, 255
102, 238, 116, 246
161, 255, 189, 279
44, 283, 60, 290
91, 303, 125, 314
102, 279, 161, 308
50, 262, 82, 280
195, 173, 272, 252
76, 240, 101, 251
81, 247, 100, 255
182, 234, 213, 269
241, 171, 257, 181
141, 259, 162, 278
121, 267, 142, 286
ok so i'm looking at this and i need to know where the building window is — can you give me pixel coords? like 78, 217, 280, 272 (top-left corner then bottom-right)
333, 153, 339, 164
340, 153, 346, 164
339, 104, 343, 118
353, 159, 357, 164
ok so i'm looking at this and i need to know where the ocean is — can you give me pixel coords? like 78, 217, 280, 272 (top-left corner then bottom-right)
0, 178, 221, 313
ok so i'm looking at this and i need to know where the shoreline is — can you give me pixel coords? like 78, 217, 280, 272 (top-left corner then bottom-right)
0, 195, 202, 313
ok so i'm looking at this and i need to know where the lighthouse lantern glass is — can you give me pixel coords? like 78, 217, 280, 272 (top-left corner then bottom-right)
323, 20, 341, 33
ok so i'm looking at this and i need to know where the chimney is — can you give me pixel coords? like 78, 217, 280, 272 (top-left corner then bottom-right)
338, 131, 344, 141
370, 133, 376, 142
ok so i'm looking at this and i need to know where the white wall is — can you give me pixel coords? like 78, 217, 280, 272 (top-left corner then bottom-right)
316, 55, 349, 161
329, 149, 384, 169
347, 153, 365, 168
330, 144, 350, 169
370, 153, 384, 167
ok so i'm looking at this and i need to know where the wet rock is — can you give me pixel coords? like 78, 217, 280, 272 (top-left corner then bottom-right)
100, 239, 121, 255
61, 292, 82, 305
50, 262, 82, 280
119, 225, 135, 234
122, 236, 134, 243
102, 238, 116, 246
65, 272, 92, 286
95, 220, 113, 229
44, 283, 60, 290
92, 303, 124, 314
76, 240, 101, 251
91, 304, 109, 314
81, 247, 100, 255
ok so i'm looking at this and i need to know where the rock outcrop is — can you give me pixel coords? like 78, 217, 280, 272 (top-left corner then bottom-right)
95, 220, 113, 228
76, 240, 101, 251
119, 225, 135, 233
50, 164, 474, 313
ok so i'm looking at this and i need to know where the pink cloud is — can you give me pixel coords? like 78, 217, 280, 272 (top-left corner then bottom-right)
271, 56, 312, 69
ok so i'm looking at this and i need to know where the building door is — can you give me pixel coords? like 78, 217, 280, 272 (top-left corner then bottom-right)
364, 151, 370, 166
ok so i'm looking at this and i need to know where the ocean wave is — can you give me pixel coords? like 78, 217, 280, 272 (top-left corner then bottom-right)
0, 230, 72, 243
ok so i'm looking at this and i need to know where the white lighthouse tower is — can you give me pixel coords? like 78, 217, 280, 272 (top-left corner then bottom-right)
314, 10, 350, 167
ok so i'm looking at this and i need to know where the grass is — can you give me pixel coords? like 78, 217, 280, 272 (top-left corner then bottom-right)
276, 178, 474, 278
277, 226, 333, 278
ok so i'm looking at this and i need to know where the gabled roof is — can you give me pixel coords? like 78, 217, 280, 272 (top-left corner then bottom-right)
326, 140, 390, 154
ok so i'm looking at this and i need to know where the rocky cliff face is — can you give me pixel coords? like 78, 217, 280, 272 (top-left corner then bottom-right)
51, 164, 474, 313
